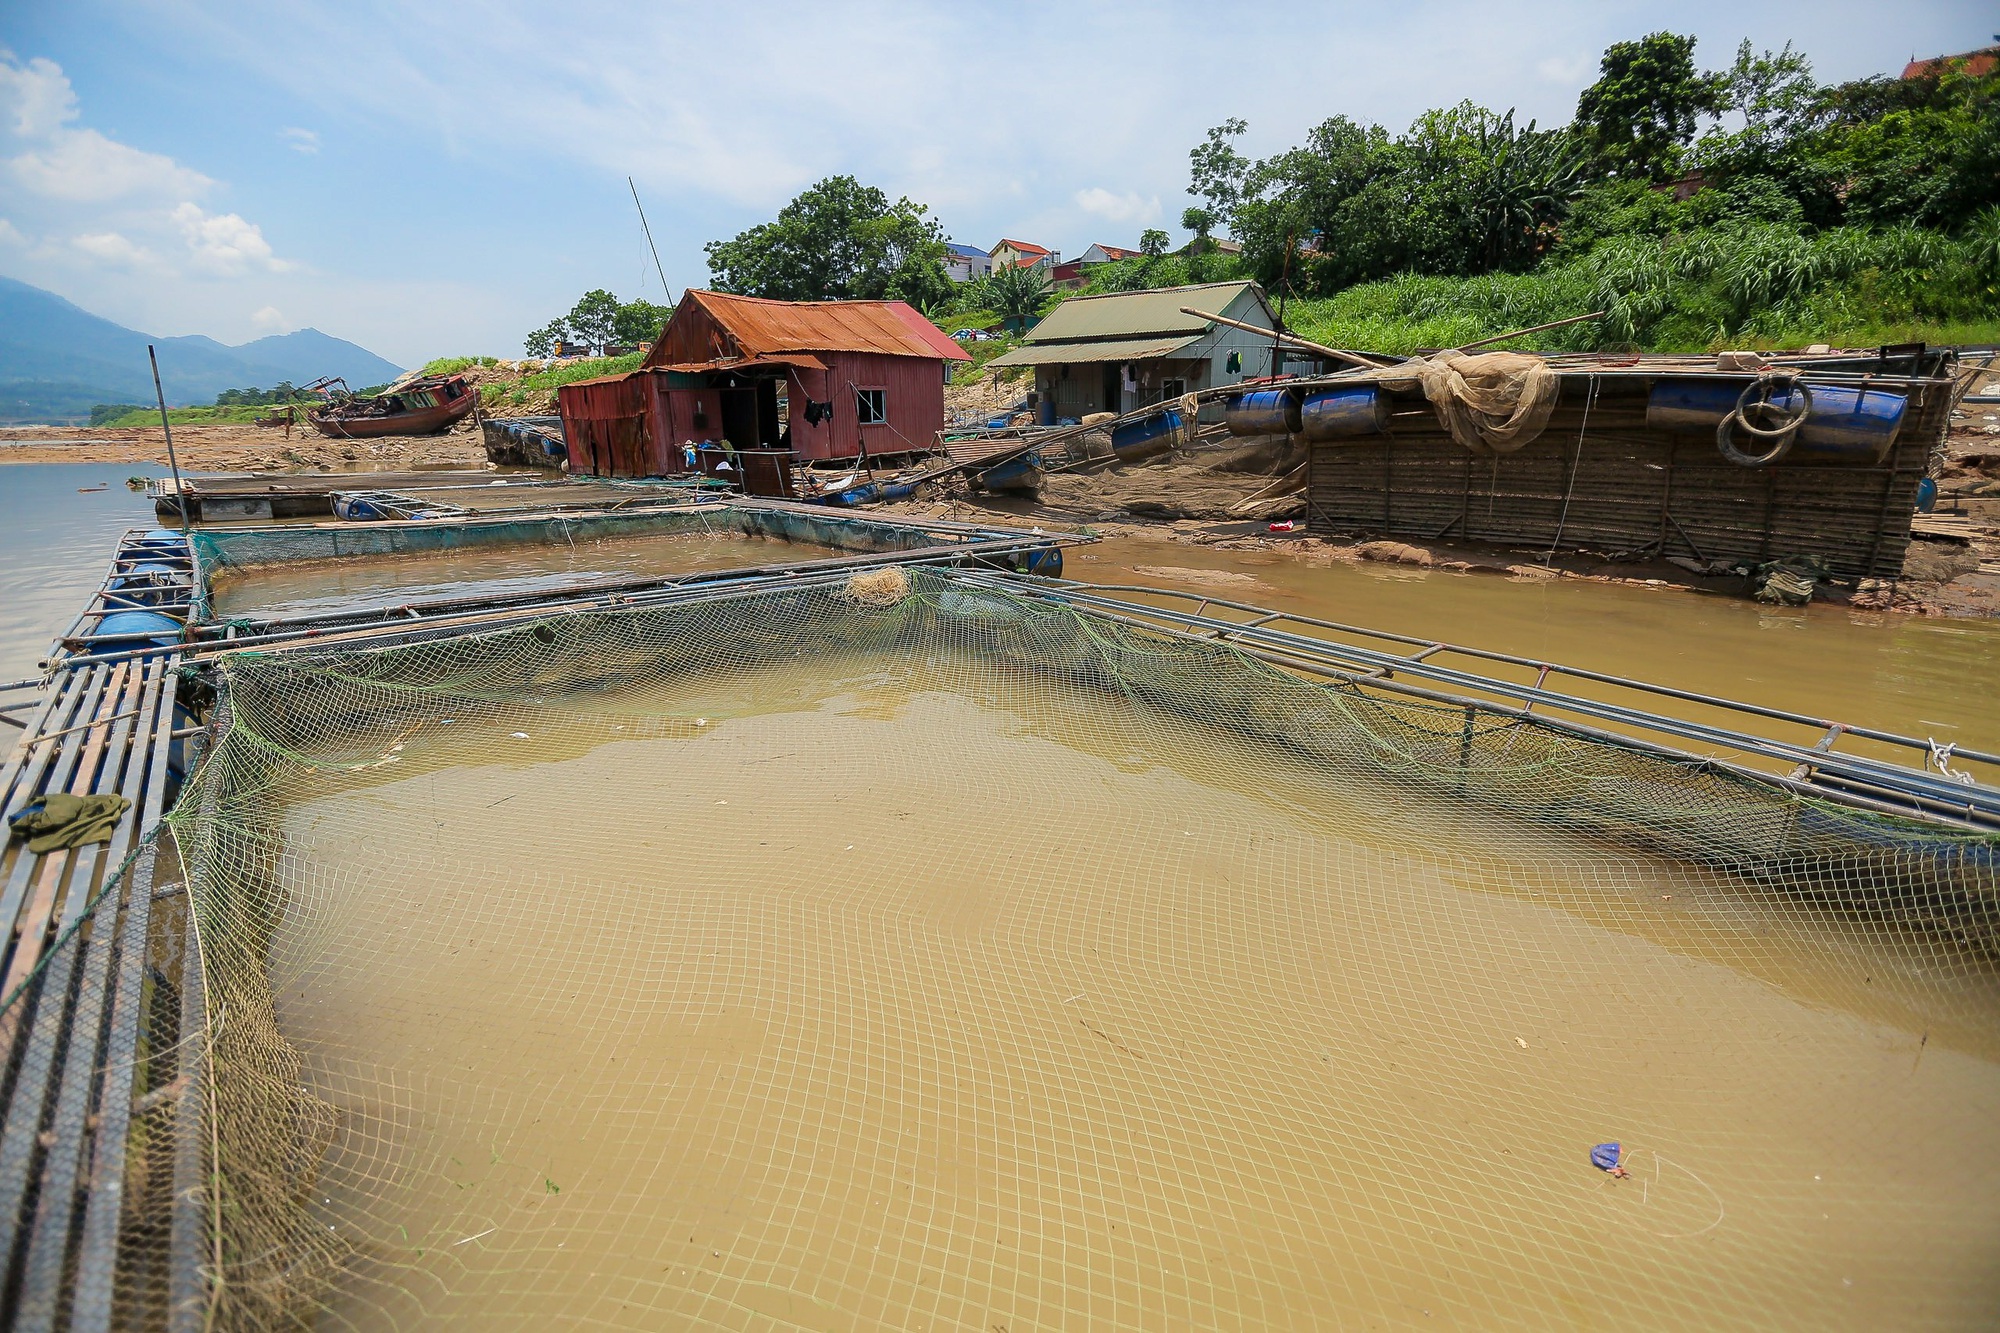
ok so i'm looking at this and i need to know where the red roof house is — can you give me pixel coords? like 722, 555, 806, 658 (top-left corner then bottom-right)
555, 290, 969, 485
1901, 45, 1998, 79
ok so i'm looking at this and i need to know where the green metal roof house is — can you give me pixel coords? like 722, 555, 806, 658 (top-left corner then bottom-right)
986, 281, 1288, 420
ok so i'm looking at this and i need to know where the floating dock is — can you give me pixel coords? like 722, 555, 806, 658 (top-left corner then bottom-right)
3, 485, 1996, 1327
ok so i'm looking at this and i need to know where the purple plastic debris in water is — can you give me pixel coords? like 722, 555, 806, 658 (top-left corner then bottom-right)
1591, 1142, 1623, 1173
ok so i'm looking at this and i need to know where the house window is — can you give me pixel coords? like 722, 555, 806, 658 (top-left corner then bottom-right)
855, 387, 887, 426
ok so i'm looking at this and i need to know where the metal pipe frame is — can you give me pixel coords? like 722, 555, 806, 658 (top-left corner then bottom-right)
949, 571, 2000, 830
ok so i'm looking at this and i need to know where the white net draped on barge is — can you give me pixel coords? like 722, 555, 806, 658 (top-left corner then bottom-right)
10, 568, 2000, 1329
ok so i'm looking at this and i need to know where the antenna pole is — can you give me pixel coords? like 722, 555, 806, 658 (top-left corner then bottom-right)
147, 344, 191, 532
629, 176, 670, 298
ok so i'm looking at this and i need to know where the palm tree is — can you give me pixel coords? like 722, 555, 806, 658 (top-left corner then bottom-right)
979, 263, 1054, 332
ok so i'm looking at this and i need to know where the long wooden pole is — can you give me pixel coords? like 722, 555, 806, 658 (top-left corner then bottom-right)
629, 175, 670, 298
1179, 308, 1388, 370
147, 345, 190, 532
1456, 310, 1606, 352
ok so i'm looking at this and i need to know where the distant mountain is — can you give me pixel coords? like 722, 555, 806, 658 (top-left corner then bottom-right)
0, 277, 404, 423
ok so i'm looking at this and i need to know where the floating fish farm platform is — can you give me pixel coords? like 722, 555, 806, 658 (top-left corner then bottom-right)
2, 491, 1996, 1328
1265, 346, 1960, 577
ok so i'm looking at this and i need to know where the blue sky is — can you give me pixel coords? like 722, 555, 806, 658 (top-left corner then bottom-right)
1, 1, 1993, 367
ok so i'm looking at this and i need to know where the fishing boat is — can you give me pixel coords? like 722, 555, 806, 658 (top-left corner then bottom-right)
971, 452, 1044, 496
309, 373, 478, 439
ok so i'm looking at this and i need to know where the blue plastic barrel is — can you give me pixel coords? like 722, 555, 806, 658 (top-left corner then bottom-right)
1915, 477, 1938, 512
1300, 386, 1389, 440
1645, 379, 1906, 463
92, 609, 181, 647
109, 561, 186, 607
135, 529, 185, 547
333, 495, 390, 521
1225, 390, 1302, 437
1110, 409, 1182, 462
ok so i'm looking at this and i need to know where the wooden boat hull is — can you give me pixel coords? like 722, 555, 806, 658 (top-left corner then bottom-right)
310, 393, 476, 439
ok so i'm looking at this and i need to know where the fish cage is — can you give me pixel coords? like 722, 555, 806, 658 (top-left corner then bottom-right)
4, 565, 1996, 1329
173, 501, 1071, 637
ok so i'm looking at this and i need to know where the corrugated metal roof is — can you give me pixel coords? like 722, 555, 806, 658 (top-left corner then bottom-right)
642, 290, 969, 370
986, 335, 1203, 367
1017, 281, 1267, 344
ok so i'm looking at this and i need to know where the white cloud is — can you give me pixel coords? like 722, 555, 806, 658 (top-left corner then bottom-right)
171, 203, 290, 274
0, 51, 76, 138
281, 127, 319, 154
1, 50, 213, 203
0, 50, 296, 285
10, 126, 213, 203
0, 217, 25, 246
250, 304, 289, 331
1074, 188, 1162, 226
70, 231, 158, 269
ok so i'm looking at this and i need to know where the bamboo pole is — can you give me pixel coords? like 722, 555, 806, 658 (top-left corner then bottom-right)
1455, 311, 1606, 352
148, 346, 191, 532
1178, 308, 1389, 370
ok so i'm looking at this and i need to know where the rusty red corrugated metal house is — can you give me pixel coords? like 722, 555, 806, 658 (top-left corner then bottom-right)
555, 289, 970, 483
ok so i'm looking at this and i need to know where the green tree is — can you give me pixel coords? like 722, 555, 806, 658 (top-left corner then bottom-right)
612, 298, 673, 346
1139, 228, 1170, 257
567, 290, 621, 354
1188, 118, 1251, 216
704, 175, 952, 308
977, 263, 1052, 332
1181, 206, 1218, 250
1575, 32, 1724, 180
524, 319, 567, 359
1230, 114, 1398, 291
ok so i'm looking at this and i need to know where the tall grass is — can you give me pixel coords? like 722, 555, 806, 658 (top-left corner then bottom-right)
420, 355, 502, 376
516, 352, 646, 391
101, 403, 298, 427
1286, 222, 2000, 354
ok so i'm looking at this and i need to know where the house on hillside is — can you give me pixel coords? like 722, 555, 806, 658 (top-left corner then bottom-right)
1050, 244, 1146, 290
1902, 45, 1998, 79
555, 289, 969, 486
945, 243, 992, 283
990, 239, 1056, 272
1079, 243, 1141, 266
986, 281, 1285, 422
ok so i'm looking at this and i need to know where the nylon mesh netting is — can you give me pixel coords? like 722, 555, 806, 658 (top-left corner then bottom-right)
19, 568, 2000, 1328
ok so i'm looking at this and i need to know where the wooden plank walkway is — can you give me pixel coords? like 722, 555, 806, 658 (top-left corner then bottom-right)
0, 531, 196, 1328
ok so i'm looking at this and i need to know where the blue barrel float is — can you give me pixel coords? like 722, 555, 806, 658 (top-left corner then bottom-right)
1300, 386, 1389, 440
90, 609, 182, 649
107, 560, 187, 608
1646, 378, 1906, 464
1224, 390, 1302, 437
1110, 408, 1182, 463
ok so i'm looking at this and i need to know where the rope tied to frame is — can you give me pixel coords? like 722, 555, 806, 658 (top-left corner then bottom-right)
1928, 738, 1978, 786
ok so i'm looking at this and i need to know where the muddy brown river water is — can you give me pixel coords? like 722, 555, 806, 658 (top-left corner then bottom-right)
248, 645, 1998, 1331
206, 530, 842, 621
1079, 533, 2000, 761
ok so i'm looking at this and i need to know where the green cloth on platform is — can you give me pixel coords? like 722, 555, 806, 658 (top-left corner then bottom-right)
7, 793, 132, 854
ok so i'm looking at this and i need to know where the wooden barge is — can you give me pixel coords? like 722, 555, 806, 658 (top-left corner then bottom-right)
1261, 347, 1957, 578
